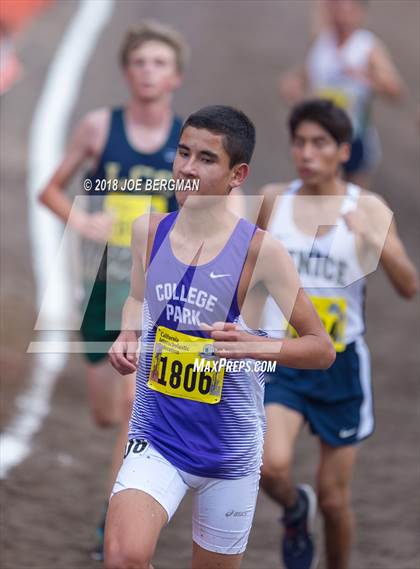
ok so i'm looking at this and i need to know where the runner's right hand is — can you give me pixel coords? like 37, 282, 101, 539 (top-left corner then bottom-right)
69, 210, 114, 242
108, 331, 139, 375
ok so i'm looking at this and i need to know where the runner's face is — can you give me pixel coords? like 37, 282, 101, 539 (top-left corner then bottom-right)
327, 0, 366, 34
173, 126, 248, 208
291, 121, 350, 185
124, 40, 181, 102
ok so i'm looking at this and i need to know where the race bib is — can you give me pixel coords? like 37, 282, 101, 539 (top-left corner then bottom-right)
104, 194, 167, 248
287, 296, 347, 352
148, 326, 224, 404
316, 88, 351, 111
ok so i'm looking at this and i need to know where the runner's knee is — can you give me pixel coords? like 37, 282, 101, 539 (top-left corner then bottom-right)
92, 406, 119, 429
318, 485, 351, 518
261, 454, 292, 485
105, 542, 152, 569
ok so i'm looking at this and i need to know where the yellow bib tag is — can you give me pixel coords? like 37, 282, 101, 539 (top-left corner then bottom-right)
316, 88, 351, 111
148, 326, 224, 404
287, 296, 347, 352
104, 194, 167, 248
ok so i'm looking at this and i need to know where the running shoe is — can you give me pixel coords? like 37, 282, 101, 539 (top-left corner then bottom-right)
281, 484, 317, 569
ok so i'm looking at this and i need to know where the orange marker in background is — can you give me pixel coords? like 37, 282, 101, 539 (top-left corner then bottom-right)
0, 0, 54, 95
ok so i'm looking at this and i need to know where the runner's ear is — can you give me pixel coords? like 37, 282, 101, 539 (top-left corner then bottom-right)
229, 163, 249, 190
338, 142, 351, 165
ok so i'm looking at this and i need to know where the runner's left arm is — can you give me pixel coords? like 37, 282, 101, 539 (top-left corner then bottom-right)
344, 193, 418, 299
345, 40, 406, 101
379, 218, 419, 297
208, 232, 336, 370
368, 40, 406, 101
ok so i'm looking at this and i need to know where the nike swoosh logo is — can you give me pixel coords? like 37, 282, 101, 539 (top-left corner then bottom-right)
339, 428, 357, 438
210, 272, 231, 279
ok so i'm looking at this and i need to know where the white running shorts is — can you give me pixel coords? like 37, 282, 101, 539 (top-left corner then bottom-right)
111, 439, 260, 555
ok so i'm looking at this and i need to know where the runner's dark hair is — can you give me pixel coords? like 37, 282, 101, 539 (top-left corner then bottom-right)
288, 99, 353, 145
181, 105, 256, 167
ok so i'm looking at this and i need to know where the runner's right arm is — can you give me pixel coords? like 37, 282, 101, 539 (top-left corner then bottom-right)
256, 183, 286, 230
38, 108, 112, 242
108, 214, 148, 375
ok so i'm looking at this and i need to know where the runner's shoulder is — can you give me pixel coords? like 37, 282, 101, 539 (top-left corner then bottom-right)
247, 226, 294, 288
357, 187, 392, 217
79, 107, 110, 133
250, 226, 290, 264
257, 182, 290, 228
132, 212, 169, 247
259, 181, 289, 199
77, 107, 111, 154
368, 34, 389, 55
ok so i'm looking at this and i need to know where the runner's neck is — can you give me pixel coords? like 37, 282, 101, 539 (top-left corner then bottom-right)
298, 177, 347, 197
175, 200, 237, 241
125, 98, 173, 128
332, 26, 357, 47
123, 100, 174, 153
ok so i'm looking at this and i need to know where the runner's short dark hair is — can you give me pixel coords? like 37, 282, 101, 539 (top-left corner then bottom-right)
288, 99, 353, 145
181, 105, 256, 167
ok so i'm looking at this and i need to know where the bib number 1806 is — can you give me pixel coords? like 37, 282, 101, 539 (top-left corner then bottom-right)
155, 356, 213, 395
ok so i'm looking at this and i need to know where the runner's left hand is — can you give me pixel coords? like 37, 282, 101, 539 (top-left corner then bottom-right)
343, 207, 388, 252
202, 322, 274, 360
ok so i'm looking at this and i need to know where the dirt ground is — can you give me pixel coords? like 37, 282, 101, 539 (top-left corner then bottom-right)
1, 1, 419, 568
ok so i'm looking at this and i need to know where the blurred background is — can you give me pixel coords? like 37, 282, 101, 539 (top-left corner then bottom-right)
0, 1, 419, 568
